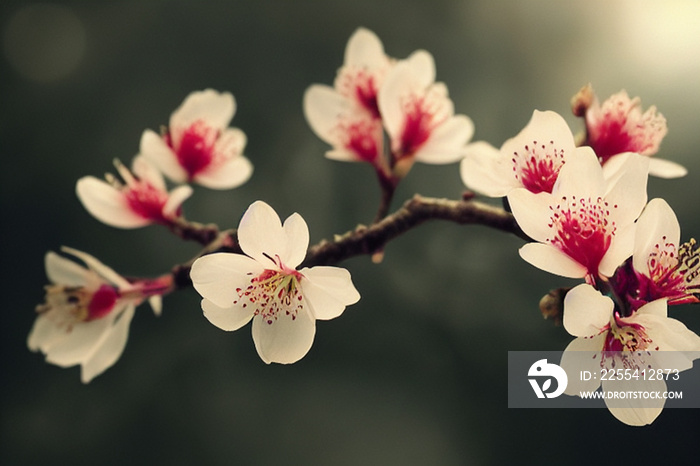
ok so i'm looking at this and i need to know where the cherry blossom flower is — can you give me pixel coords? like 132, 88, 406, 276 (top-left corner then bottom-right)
140, 89, 253, 189
611, 198, 700, 309
28, 247, 169, 383
378, 51, 474, 176
574, 84, 684, 178
190, 201, 360, 364
76, 156, 192, 228
460, 110, 576, 197
304, 28, 473, 179
508, 148, 649, 282
559, 283, 700, 425
303, 28, 390, 167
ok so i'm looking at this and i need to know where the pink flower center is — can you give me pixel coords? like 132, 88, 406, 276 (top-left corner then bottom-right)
338, 68, 382, 118
587, 94, 666, 164
124, 182, 171, 223
398, 94, 438, 157
167, 120, 218, 179
233, 256, 305, 325
40, 284, 120, 324
548, 196, 616, 277
589, 118, 634, 165
602, 314, 654, 353
337, 117, 381, 163
638, 238, 700, 305
512, 140, 565, 194
87, 284, 119, 320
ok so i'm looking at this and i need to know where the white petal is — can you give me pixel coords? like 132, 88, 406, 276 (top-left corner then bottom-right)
76, 177, 151, 229
44, 251, 89, 286
604, 152, 649, 227
634, 298, 668, 319
148, 295, 162, 316
414, 115, 474, 164
560, 335, 605, 395
563, 284, 613, 337
237, 201, 287, 267
170, 89, 235, 135
201, 299, 253, 331
139, 129, 187, 184
190, 253, 263, 309
344, 28, 387, 68
608, 405, 664, 426
599, 221, 636, 277
552, 147, 605, 198
648, 157, 687, 179
519, 243, 588, 279
601, 152, 632, 182
325, 149, 361, 162
28, 313, 62, 351
299, 266, 360, 320
460, 141, 516, 197
194, 155, 253, 190
43, 311, 116, 367
216, 127, 247, 154
378, 61, 413, 140
636, 313, 700, 353
507, 188, 555, 242
281, 213, 310, 268
252, 308, 316, 364
162, 185, 193, 217
501, 110, 576, 165
604, 377, 666, 426
60, 247, 130, 289
80, 305, 135, 383
303, 85, 352, 144
404, 50, 435, 88
131, 156, 166, 191
642, 345, 695, 374
633, 198, 680, 275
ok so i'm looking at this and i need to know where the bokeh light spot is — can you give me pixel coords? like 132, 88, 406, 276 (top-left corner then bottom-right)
3, 4, 86, 82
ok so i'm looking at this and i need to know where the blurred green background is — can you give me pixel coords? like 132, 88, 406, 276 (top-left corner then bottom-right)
2, 1, 700, 464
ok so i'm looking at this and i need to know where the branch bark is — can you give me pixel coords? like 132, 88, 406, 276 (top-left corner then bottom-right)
171, 194, 528, 289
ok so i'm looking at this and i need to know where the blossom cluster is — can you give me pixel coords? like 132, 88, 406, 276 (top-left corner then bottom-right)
30, 88, 359, 379
28, 28, 699, 428
461, 84, 698, 425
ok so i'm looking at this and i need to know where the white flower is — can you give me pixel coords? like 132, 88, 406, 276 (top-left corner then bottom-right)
630, 198, 700, 305
76, 157, 192, 228
559, 283, 700, 425
190, 201, 360, 364
460, 110, 575, 196
508, 148, 649, 282
579, 85, 684, 178
140, 89, 253, 189
304, 28, 473, 177
28, 247, 163, 383
378, 50, 474, 173
303, 28, 395, 166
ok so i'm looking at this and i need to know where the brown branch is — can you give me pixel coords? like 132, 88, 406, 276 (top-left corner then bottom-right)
167, 218, 222, 245
170, 194, 528, 289
301, 194, 528, 267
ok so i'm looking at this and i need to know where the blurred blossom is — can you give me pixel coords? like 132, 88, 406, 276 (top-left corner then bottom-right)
76, 157, 193, 229
28, 247, 167, 383
140, 89, 253, 190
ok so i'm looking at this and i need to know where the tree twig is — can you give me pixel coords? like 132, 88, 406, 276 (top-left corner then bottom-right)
170, 194, 528, 289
